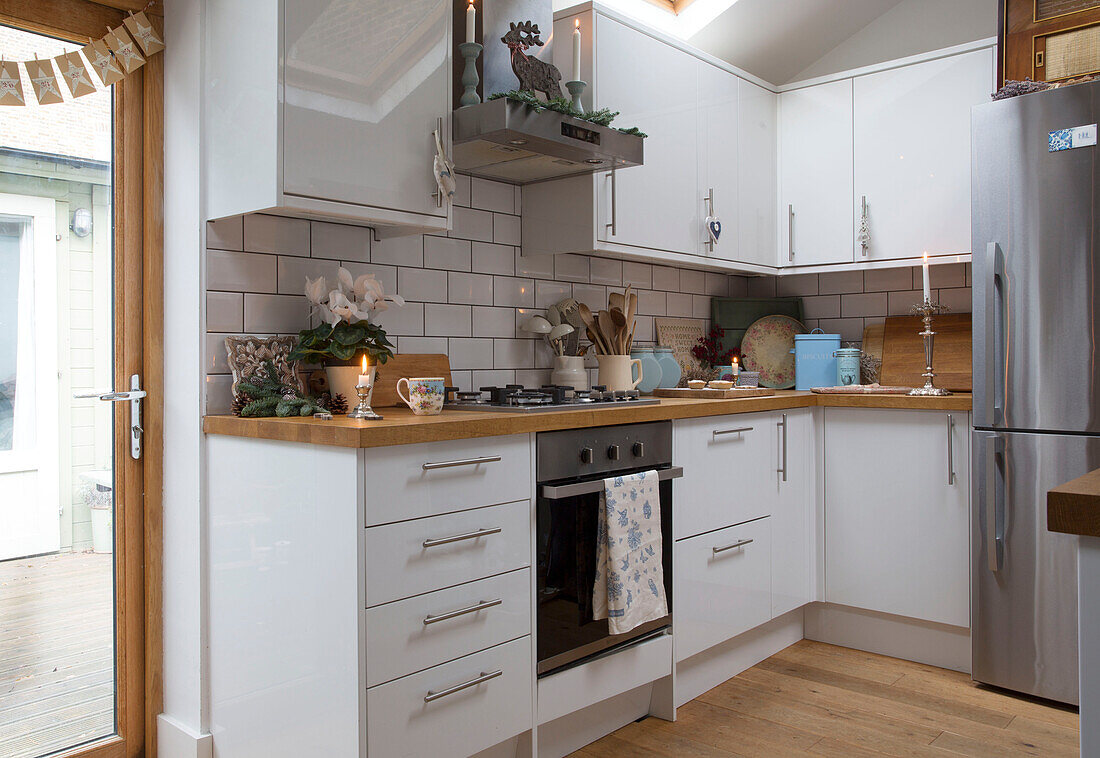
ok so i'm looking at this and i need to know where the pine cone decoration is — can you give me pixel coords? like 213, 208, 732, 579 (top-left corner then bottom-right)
319, 393, 349, 415
231, 393, 247, 416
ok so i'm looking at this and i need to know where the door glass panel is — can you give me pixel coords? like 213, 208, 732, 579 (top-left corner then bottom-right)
0, 24, 116, 757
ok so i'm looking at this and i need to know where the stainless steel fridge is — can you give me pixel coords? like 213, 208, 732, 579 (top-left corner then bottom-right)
972, 81, 1100, 706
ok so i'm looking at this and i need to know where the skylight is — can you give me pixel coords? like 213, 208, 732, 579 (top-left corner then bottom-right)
577, 0, 742, 40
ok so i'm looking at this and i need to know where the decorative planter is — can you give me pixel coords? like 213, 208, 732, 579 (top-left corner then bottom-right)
326, 364, 374, 411
551, 356, 588, 391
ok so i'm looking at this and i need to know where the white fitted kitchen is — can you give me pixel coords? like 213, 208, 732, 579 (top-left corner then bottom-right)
151, 0, 1097, 757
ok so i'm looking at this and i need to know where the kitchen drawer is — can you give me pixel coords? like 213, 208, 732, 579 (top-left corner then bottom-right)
673, 414, 775, 540
366, 636, 533, 758
363, 434, 531, 526
365, 500, 531, 606
674, 517, 772, 662
365, 569, 531, 687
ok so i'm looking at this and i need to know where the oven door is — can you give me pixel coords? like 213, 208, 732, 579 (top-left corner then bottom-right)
536, 467, 674, 676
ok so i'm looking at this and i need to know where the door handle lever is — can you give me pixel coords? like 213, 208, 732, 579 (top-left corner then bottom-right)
75, 375, 145, 460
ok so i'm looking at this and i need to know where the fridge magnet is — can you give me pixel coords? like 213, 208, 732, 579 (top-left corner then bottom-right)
83, 38, 125, 86
104, 26, 145, 74
0, 61, 26, 106
123, 11, 165, 56
25, 58, 64, 105
54, 50, 96, 99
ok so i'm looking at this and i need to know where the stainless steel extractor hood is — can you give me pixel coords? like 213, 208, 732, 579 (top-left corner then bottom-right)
452, 98, 644, 185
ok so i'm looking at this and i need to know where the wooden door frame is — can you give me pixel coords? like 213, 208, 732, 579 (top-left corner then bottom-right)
0, 2, 163, 757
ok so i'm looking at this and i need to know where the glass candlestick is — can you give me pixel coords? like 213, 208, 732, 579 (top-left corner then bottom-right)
348, 381, 383, 420
908, 299, 951, 396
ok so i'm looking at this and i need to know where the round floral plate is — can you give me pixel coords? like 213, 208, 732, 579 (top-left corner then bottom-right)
741, 315, 806, 389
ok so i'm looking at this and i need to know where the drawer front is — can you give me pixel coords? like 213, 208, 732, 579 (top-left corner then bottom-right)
363, 434, 531, 526
673, 413, 776, 539
366, 637, 533, 758
674, 517, 772, 662
365, 569, 531, 687
365, 500, 531, 606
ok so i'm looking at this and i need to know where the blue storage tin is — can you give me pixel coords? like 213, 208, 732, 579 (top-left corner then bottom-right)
792, 330, 841, 390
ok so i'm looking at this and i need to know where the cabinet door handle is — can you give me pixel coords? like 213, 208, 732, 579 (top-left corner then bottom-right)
713, 426, 753, 437
713, 538, 753, 555
431, 117, 445, 208
422, 454, 502, 470
946, 413, 956, 485
777, 413, 788, 482
788, 204, 795, 262
605, 167, 618, 236
422, 526, 501, 549
424, 669, 503, 703
704, 188, 715, 253
858, 195, 870, 256
423, 598, 503, 626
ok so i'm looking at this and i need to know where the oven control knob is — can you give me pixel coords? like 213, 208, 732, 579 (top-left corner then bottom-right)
607, 444, 620, 461
632, 442, 645, 458
580, 447, 593, 464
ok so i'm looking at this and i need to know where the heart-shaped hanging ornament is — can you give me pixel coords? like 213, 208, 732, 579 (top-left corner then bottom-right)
706, 216, 722, 244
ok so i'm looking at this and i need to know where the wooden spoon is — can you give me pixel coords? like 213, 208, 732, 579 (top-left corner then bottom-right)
625, 291, 637, 352
586, 326, 607, 355
578, 302, 597, 332
609, 308, 627, 353
598, 310, 619, 355
609, 289, 625, 313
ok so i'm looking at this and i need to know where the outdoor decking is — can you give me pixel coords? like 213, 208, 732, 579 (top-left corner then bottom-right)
0, 552, 114, 758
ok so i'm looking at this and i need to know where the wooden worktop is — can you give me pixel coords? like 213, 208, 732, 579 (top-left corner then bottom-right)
203, 391, 972, 449
1048, 468, 1100, 538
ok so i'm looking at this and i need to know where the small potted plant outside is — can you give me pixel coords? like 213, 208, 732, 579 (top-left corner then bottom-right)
289, 267, 404, 405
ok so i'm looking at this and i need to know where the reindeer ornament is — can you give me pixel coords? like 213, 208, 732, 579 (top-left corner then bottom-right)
501, 21, 564, 100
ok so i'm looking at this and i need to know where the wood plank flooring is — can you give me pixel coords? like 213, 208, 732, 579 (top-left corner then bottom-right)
0, 552, 114, 758
571, 640, 1080, 758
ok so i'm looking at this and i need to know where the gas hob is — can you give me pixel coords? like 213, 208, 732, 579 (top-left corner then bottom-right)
444, 384, 660, 413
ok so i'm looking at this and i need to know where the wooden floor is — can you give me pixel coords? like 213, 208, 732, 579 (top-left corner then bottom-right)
572, 640, 1080, 758
0, 552, 114, 758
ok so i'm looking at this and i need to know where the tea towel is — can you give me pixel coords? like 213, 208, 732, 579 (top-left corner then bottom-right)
592, 470, 668, 635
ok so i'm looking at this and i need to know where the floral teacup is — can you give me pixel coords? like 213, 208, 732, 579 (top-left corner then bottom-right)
396, 377, 446, 416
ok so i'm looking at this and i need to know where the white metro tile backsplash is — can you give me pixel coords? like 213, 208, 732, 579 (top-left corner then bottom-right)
202, 178, 971, 413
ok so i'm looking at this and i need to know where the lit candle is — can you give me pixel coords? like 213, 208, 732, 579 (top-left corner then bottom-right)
572, 19, 581, 82
921, 252, 931, 303
466, 0, 476, 44
358, 355, 370, 387
732, 356, 740, 377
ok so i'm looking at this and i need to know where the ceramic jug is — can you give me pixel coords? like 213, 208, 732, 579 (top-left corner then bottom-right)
596, 355, 643, 393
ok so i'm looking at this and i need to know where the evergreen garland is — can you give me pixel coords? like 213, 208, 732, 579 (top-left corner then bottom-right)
487, 90, 648, 138
235, 360, 331, 418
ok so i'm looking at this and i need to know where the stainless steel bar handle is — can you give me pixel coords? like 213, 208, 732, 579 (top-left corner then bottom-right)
788, 205, 795, 262
989, 242, 1007, 426
986, 435, 1005, 572
946, 414, 955, 485
540, 466, 684, 499
605, 168, 618, 236
777, 413, 788, 482
713, 426, 753, 437
422, 527, 502, 549
423, 598, 503, 626
713, 538, 754, 555
424, 669, 503, 703
432, 117, 444, 208
422, 455, 502, 471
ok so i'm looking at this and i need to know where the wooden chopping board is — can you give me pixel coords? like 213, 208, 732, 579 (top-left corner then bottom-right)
653, 387, 775, 399
371, 354, 452, 407
879, 314, 972, 391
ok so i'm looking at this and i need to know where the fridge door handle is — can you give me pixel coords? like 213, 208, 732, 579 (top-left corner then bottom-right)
985, 434, 1006, 572
987, 242, 1007, 426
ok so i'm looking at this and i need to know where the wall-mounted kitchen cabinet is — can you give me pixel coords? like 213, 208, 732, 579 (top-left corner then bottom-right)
853, 48, 995, 262
205, 0, 452, 237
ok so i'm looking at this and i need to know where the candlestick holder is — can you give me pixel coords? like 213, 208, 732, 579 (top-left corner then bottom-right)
459, 42, 483, 107
908, 299, 951, 396
347, 381, 384, 420
566, 80, 586, 112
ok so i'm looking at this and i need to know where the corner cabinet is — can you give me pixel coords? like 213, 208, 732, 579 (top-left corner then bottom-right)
205, 0, 452, 237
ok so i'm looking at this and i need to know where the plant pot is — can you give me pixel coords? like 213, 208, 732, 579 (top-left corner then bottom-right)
596, 354, 643, 393
550, 356, 588, 391
326, 364, 374, 411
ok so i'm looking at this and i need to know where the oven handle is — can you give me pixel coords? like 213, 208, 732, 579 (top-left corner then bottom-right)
540, 466, 683, 500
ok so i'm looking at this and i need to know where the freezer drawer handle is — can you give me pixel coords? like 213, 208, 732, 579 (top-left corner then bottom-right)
946, 414, 956, 485
986, 436, 1006, 572
422, 455, 502, 470
422, 527, 502, 549
713, 538, 754, 555
423, 598, 503, 626
424, 669, 503, 703
540, 467, 683, 499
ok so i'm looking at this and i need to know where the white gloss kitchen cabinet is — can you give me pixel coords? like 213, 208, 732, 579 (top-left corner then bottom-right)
824, 408, 970, 627
853, 48, 995, 261
205, 0, 452, 236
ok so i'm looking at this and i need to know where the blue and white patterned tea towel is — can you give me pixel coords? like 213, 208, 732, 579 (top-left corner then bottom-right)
592, 470, 668, 635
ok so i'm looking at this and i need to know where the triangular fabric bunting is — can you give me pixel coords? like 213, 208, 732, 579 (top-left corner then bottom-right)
55, 50, 97, 98
104, 26, 144, 74
0, 61, 25, 106
26, 58, 64, 105
123, 12, 164, 56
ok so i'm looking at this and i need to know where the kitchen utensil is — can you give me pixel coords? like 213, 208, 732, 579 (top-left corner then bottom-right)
545, 303, 562, 326
559, 298, 583, 329
395, 377, 446, 416
585, 326, 606, 354
609, 308, 628, 352
790, 330, 841, 390
653, 386, 774, 398
548, 323, 574, 355
810, 384, 912, 395
598, 310, 619, 354
370, 354, 452, 407
609, 289, 625, 312
522, 315, 552, 334
741, 315, 806, 389
625, 289, 637, 352
879, 313, 972, 391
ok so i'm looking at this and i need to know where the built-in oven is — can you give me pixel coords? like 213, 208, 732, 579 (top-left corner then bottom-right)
535, 421, 681, 677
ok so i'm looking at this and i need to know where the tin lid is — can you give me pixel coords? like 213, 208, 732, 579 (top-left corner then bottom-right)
834, 347, 862, 356
654, 346, 673, 354
630, 346, 654, 353
794, 330, 840, 342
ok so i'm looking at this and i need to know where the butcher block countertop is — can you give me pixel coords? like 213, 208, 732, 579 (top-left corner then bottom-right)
203, 391, 972, 449
1048, 468, 1100, 538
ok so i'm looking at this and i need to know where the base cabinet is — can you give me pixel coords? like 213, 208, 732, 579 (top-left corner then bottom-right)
824, 408, 970, 627
771, 409, 815, 618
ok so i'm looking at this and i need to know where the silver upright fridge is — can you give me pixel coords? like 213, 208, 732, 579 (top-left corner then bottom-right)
972, 81, 1100, 706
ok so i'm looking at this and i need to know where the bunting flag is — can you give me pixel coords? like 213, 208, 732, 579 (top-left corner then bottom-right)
124, 11, 164, 56
55, 50, 97, 98
104, 25, 144, 74
25, 58, 64, 105
0, 61, 25, 106
83, 37, 125, 87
